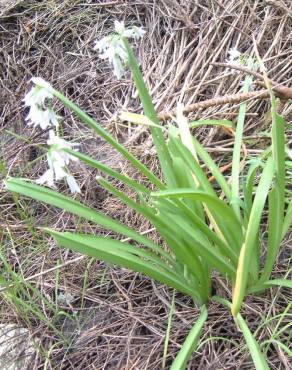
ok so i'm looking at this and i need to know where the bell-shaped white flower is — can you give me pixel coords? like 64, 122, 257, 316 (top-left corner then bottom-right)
66, 174, 81, 193
224, 47, 242, 74
36, 168, 55, 188
226, 47, 241, 63
131, 26, 146, 39
114, 20, 126, 34
36, 131, 81, 193
26, 107, 59, 130
113, 20, 145, 39
94, 21, 145, 79
24, 85, 53, 107
24, 78, 58, 129
31, 77, 54, 93
47, 130, 79, 163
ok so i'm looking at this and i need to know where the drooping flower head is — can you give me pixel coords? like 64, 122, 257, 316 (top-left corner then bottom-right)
24, 77, 59, 129
94, 20, 145, 79
36, 131, 81, 193
226, 47, 241, 64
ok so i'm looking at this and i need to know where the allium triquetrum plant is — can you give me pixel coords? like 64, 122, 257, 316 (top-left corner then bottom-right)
5, 21, 292, 369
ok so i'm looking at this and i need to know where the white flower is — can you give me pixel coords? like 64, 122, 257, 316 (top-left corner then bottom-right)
66, 174, 81, 193
36, 168, 55, 188
94, 36, 126, 79
36, 131, 81, 193
26, 107, 59, 130
24, 78, 58, 129
114, 20, 145, 39
131, 26, 146, 39
94, 21, 145, 79
226, 47, 241, 63
114, 20, 125, 34
224, 47, 242, 74
47, 130, 79, 162
111, 55, 125, 80
24, 85, 53, 107
31, 77, 54, 94
48, 108, 59, 126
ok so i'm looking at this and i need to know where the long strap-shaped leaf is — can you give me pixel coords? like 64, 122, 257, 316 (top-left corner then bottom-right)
97, 177, 208, 290
243, 159, 263, 222
167, 136, 241, 246
235, 313, 270, 370
214, 297, 270, 370
122, 38, 175, 187
5, 178, 170, 262
157, 206, 236, 279
168, 136, 215, 195
231, 74, 253, 219
163, 197, 238, 265
156, 201, 211, 288
46, 229, 198, 299
247, 278, 292, 294
151, 189, 243, 253
281, 201, 292, 239
192, 136, 231, 201
170, 305, 208, 370
232, 157, 275, 316
98, 176, 235, 285
260, 85, 285, 282
96, 177, 210, 303
51, 89, 164, 189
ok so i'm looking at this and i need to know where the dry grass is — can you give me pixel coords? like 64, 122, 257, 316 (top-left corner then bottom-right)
0, 1, 291, 369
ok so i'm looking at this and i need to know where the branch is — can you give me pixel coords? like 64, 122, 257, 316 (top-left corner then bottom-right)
158, 90, 269, 121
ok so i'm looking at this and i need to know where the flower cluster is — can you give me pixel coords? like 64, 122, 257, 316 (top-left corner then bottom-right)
23, 21, 146, 193
94, 20, 145, 79
24, 77, 59, 129
24, 78, 81, 193
36, 131, 80, 193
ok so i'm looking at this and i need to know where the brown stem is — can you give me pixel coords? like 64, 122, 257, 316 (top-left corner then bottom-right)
158, 90, 269, 121
158, 62, 292, 121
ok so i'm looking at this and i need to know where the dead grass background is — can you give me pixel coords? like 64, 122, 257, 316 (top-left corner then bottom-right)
0, 1, 291, 369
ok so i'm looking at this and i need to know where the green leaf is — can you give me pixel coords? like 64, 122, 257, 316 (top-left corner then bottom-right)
232, 157, 275, 316
192, 136, 231, 201
189, 119, 234, 128
158, 195, 237, 265
248, 278, 292, 294
51, 88, 164, 189
213, 296, 270, 370
243, 159, 263, 220
261, 340, 292, 357
46, 229, 197, 298
122, 38, 175, 187
260, 112, 286, 282
155, 199, 237, 278
151, 188, 243, 253
97, 176, 210, 288
168, 136, 215, 195
235, 313, 270, 370
231, 74, 253, 219
170, 305, 208, 370
282, 201, 292, 239
5, 178, 166, 259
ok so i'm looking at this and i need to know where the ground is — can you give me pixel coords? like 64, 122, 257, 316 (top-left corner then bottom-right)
0, 1, 291, 369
